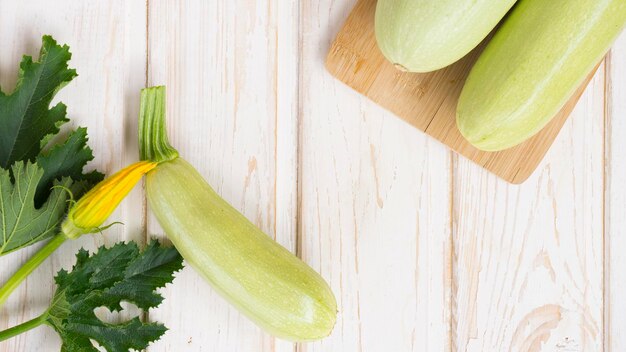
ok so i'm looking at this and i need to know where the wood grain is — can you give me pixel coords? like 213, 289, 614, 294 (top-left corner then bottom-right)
605, 31, 626, 352
0, 1, 147, 351
326, 0, 599, 184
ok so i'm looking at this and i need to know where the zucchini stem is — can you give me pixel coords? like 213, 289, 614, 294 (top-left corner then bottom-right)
0, 234, 67, 307
0, 314, 47, 342
139, 86, 179, 163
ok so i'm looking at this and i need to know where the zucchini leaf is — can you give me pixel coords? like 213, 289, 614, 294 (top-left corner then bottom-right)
0, 35, 76, 168
35, 127, 103, 206
0, 162, 84, 255
46, 240, 183, 352
0, 35, 103, 254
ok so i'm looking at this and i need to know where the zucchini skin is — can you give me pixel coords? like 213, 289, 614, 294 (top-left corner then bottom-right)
146, 158, 337, 341
457, 0, 626, 152
375, 0, 517, 72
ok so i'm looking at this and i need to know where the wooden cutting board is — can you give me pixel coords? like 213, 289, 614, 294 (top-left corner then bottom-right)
325, 0, 599, 184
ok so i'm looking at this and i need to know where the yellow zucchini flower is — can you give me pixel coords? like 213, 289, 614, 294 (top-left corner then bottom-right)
61, 160, 157, 239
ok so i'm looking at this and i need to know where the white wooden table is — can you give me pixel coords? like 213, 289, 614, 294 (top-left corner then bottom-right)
0, 1, 624, 351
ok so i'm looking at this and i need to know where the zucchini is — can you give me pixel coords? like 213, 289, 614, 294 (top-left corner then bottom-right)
375, 0, 517, 72
457, 0, 626, 151
140, 87, 337, 341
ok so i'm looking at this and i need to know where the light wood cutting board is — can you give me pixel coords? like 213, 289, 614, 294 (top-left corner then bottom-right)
325, 0, 599, 184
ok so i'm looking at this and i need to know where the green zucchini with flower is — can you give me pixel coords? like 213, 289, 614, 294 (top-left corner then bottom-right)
0, 34, 336, 344
139, 86, 337, 341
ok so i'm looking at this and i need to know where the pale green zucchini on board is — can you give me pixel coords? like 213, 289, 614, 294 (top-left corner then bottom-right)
140, 87, 337, 342
457, 0, 626, 152
375, 0, 517, 72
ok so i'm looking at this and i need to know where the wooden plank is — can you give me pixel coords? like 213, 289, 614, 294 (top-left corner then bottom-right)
605, 31, 626, 352
299, 1, 452, 351
326, 0, 598, 184
145, 1, 299, 351
273, 2, 301, 351
452, 66, 605, 351
0, 1, 147, 351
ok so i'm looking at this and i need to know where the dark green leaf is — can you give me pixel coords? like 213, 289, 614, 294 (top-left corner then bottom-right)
0, 35, 76, 168
35, 127, 104, 206
47, 241, 183, 352
0, 35, 103, 254
0, 162, 81, 255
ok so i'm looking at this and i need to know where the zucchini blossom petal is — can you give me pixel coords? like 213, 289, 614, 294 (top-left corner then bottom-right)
61, 161, 157, 239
